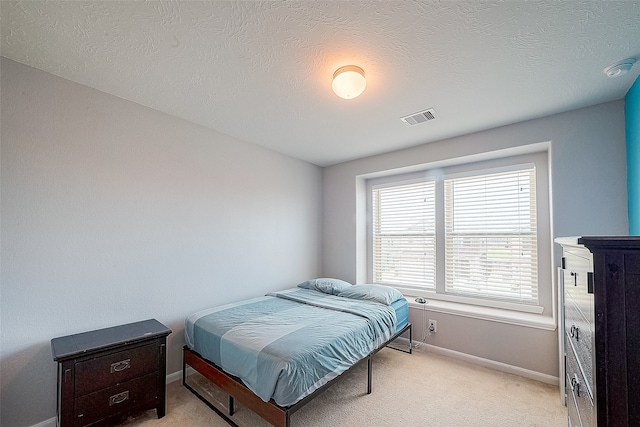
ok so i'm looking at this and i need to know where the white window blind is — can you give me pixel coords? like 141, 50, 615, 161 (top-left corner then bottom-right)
444, 167, 538, 304
372, 180, 436, 289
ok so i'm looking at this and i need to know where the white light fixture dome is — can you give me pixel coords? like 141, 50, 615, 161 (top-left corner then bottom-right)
603, 59, 636, 78
332, 65, 366, 99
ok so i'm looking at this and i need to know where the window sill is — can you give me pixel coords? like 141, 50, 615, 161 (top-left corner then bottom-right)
406, 296, 557, 331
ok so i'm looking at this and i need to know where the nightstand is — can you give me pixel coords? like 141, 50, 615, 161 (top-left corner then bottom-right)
51, 319, 172, 426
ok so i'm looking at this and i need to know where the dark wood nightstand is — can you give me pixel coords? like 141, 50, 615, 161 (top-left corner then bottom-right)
51, 319, 172, 427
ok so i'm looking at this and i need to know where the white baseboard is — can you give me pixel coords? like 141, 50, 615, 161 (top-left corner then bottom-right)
415, 342, 559, 386
166, 369, 183, 384
167, 366, 196, 384
31, 417, 56, 427
392, 334, 558, 386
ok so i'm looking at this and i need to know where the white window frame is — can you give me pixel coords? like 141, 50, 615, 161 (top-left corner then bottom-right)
443, 163, 538, 304
371, 178, 437, 290
366, 149, 552, 318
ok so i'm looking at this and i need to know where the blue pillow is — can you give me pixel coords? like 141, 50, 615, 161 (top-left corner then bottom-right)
337, 284, 404, 305
297, 278, 353, 296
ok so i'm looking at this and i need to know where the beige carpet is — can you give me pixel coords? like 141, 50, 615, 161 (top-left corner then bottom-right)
124, 347, 566, 427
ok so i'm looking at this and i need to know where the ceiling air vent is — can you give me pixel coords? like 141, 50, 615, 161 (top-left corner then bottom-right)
401, 108, 438, 126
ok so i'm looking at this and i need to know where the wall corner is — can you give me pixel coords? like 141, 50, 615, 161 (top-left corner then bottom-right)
625, 75, 640, 235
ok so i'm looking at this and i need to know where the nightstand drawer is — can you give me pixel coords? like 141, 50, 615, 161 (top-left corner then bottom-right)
75, 342, 158, 396
74, 372, 158, 426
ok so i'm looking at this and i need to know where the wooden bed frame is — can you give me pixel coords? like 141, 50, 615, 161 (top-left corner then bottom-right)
182, 322, 412, 427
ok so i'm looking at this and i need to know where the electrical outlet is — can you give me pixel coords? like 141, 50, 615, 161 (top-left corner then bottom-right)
428, 319, 437, 333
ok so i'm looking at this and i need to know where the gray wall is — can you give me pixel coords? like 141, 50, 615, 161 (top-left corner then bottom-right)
0, 58, 323, 427
1, 54, 630, 426
323, 101, 628, 378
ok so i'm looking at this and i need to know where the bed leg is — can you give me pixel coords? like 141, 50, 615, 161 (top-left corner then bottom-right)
229, 396, 235, 416
182, 355, 187, 386
367, 356, 372, 394
409, 323, 413, 354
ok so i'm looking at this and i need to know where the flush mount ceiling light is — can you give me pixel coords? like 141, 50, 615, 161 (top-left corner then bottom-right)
332, 65, 366, 99
603, 59, 636, 78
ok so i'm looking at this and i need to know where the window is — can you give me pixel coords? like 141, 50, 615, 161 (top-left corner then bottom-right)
372, 180, 436, 289
369, 152, 549, 312
443, 167, 537, 304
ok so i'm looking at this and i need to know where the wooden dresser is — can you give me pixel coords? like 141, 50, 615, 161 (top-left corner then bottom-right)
556, 236, 640, 426
51, 319, 172, 427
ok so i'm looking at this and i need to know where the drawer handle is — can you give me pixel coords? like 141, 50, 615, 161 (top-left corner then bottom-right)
570, 324, 580, 341
110, 359, 131, 373
571, 374, 581, 397
109, 390, 129, 406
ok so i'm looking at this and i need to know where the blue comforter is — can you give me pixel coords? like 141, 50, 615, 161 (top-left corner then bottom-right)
185, 288, 397, 406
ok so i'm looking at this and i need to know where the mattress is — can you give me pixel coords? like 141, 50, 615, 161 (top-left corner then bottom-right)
185, 287, 406, 407
391, 297, 408, 333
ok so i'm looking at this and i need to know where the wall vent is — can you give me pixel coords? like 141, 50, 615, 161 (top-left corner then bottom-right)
401, 108, 438, 126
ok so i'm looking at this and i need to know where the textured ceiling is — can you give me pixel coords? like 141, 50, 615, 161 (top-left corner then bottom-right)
2, 1, 640, 166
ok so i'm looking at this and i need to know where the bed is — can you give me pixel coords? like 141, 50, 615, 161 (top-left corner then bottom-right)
182, 279, 412, 427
